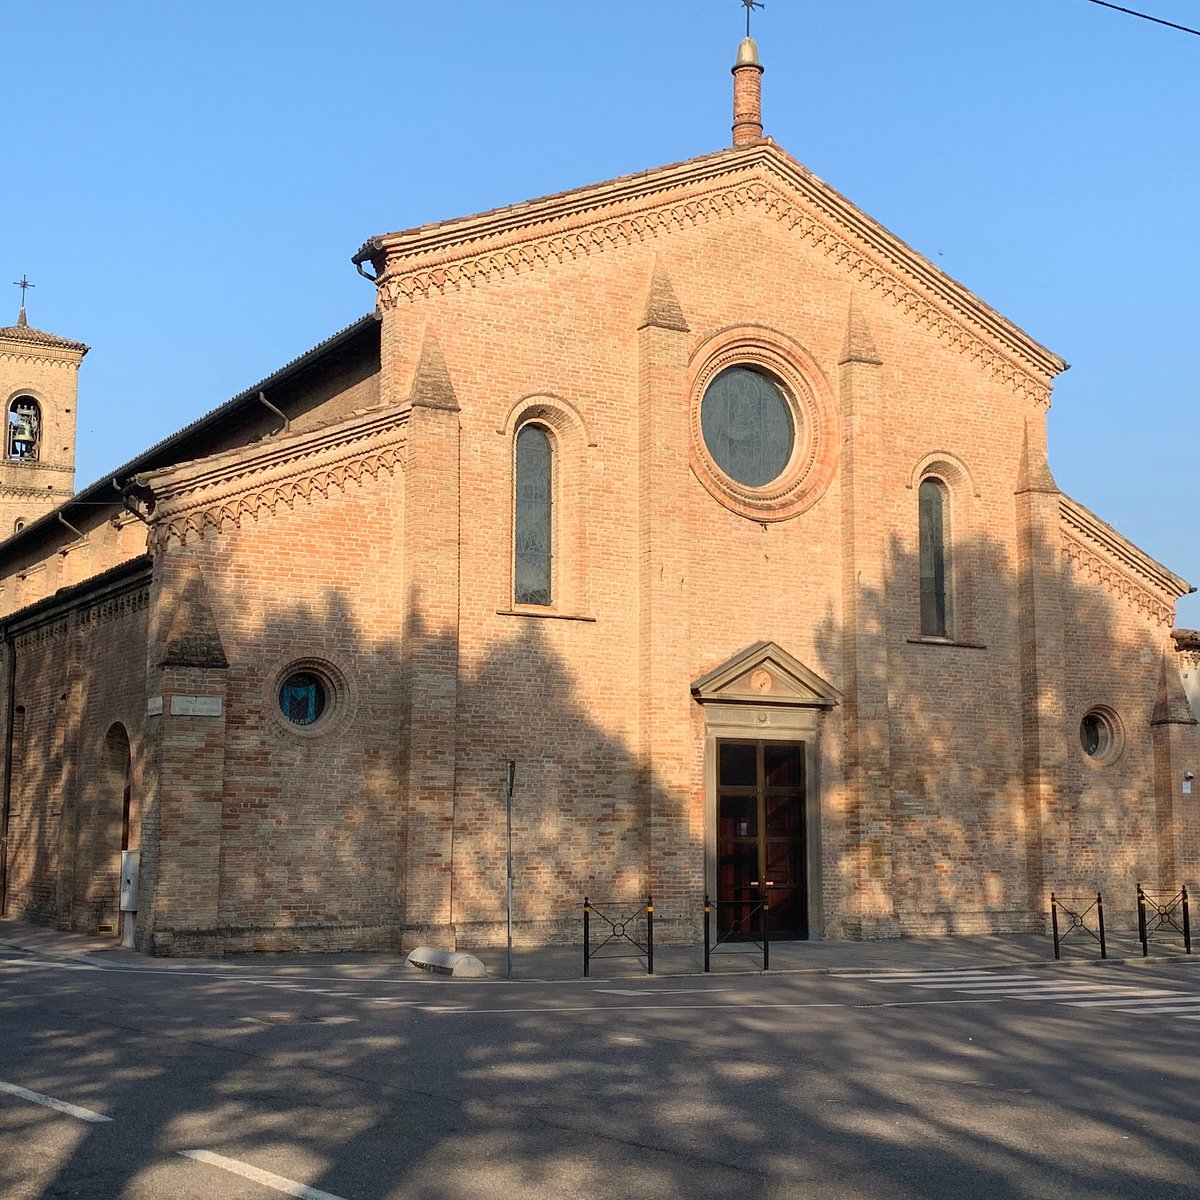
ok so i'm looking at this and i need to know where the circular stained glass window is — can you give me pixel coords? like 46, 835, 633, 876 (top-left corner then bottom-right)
700, 367, 795, 488
279, 671, 327, 727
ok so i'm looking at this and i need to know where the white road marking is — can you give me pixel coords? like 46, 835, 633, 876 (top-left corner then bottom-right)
420, 998, 1008, 1015
179, 1150, 348, 1200
0, 959, 97, 971
1063, 994, 1188, 1007
1105, 999, 1200, 1011
854, 971, 1024, 981
594, 988, 737, 996
868, 972, 1200, 1021
0, 1080, 112, 1123
950, 983, 1119, 994
905, 976, 1041, 989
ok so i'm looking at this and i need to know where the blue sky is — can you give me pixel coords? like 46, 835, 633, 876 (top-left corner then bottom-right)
5, 1, 1198, 617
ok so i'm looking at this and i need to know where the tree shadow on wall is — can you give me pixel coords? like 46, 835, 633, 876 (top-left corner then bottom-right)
810, 521, 1195, 939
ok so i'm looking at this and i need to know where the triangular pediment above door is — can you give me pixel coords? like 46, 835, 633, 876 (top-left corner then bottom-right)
691, 642, 842, 709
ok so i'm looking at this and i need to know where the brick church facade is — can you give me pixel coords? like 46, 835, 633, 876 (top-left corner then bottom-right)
1, 38, 1197, 955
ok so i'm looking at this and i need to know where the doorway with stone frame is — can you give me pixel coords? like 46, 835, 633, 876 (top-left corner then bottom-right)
691, 642, 841, 941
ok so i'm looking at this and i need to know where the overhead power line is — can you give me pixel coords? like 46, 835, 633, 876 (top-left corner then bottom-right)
1082, 0, 1200, 37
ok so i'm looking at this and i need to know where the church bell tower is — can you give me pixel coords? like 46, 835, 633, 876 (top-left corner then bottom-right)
0, 289, 86, 538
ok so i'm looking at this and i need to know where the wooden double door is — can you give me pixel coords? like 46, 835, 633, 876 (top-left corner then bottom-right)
716, 739, 808, 939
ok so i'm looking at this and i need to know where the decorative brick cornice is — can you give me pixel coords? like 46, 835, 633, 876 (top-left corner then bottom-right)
141, 404, 410, 547
1061, 494, 1191, 627
13, 613, 70, 648
0, 348, 83, 370
370, 146, 1064, 406
6, 560, 151, 646
0, 483, 74, 500
77, 584, 150, 630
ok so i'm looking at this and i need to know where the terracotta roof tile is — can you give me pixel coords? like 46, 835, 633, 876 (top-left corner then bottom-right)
0, 311, 88, 354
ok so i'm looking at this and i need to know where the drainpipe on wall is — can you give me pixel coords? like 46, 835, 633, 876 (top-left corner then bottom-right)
0, 623, 14, 916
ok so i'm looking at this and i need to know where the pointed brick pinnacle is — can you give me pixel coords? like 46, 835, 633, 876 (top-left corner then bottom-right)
409, 332, 460, 412
639, 261, 689, 333
1152, 651, 1198, 726
159, 569, 229, 669
1015, 417, 1058, 494
839, 295, 880, 366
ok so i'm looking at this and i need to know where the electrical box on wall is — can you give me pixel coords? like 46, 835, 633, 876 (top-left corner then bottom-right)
119, 851, 140, 913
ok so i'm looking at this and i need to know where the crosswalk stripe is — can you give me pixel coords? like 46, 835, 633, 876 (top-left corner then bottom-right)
856, 971, 1020, 982
868, 971, 1200, 1021
1099, 998, 1200, 1008
909, 979, 1052, 991
950, 982, 1117, 993
1065, 993, 1187, 1007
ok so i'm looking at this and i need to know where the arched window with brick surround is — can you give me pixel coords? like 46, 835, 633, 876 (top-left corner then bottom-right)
919, 476, 949, 637
7, 395, 40, 462
501, 394, 593, 620
514, 423, 553, 606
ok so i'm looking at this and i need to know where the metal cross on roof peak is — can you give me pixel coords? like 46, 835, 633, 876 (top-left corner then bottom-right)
13, 274, 34, 302
742, 0, 764, 37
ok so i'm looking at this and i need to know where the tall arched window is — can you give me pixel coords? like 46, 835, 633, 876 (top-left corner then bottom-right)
919, 477, 949, 637
514, 424, 553, 606
7, 396, 40, 461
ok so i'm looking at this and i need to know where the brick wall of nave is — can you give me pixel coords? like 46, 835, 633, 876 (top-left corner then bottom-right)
1, 573, 148, 933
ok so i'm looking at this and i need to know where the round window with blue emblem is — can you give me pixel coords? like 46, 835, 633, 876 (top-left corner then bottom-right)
279, 671, 327, 727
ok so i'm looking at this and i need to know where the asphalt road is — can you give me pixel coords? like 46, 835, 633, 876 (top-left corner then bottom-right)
2, 948, 1199, 1199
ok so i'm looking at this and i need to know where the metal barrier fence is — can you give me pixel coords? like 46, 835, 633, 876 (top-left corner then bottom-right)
582, 895, 653, 977
703, 889, 770, 972
1050, 891, 1107, 960
1137, 884, 1191, 957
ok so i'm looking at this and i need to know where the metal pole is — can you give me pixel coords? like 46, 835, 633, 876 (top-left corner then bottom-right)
704, 894, 711, 973
1051, 893, 1060, 961
646, 895, 654, 975
1137, 885, 1148, 958
762, 885, 770, 972
583, 897, 590, 978
1184, 884, 1192, 954
506, 761, 515, 980
1097, 892, 1107, 960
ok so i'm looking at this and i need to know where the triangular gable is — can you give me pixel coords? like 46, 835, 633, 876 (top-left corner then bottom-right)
691, 641, 841, 709
358, 142, 1065, 406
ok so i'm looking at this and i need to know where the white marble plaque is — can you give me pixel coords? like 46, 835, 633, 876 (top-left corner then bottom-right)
146, 696, 164, 716
170, 695, 223, 717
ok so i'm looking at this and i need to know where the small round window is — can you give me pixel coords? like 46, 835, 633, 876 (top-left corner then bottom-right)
700, 366, 795, 488
279, 671, 327, 727
1080, 707, 1123, 764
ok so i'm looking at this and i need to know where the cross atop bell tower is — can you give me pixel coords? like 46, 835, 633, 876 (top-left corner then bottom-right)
0, 292, 87, 540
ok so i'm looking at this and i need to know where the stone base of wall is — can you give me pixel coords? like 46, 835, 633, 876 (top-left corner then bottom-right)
883, 908, 1044, 938
136, 907, 1050, 958
450, 914, 704, 952
144, 923, 401, 957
